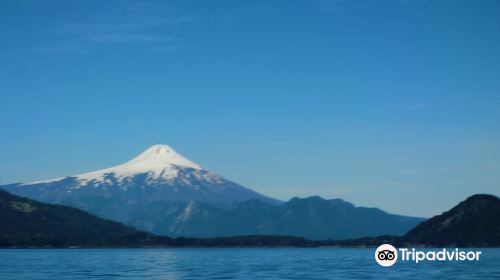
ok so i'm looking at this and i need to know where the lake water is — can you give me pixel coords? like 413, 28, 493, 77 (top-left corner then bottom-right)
1, 248, 499, 279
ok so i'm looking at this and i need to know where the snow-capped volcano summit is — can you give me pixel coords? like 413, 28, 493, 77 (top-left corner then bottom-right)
70, 144, 203, 185
121, 144, 201, 170
3, 144, 279, 226
23, 144, 224, 188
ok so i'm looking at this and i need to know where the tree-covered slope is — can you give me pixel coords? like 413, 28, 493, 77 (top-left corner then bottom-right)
0, 189, 170, 247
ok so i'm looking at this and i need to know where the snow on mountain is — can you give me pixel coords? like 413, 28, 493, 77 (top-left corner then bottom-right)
0, 144, 426, 240
6, 144, 279, 212
23, 144, 222, 187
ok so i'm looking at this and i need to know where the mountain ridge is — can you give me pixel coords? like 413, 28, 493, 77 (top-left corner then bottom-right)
2, 190, 497, 247
1, 144, 422, 240
125, 195, 424, 239
324, 194, 500, 247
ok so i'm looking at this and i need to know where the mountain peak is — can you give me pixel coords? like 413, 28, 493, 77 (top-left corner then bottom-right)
146, 144, 176, 154
124, 144, 201, 170
23, 144, 202, 186
71, 144, 202, 182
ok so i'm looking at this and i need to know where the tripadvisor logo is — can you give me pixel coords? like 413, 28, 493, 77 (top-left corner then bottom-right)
375, 244, 482, 267
375, 244, 398, 267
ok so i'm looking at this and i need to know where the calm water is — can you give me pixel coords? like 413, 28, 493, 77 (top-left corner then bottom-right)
0, 248, 499, 279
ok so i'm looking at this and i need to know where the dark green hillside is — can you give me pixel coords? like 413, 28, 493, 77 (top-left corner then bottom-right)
403, 194, 500, 247
0, 190, 170, 247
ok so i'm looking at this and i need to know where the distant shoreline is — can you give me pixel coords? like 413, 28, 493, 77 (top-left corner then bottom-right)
2, 234, 499, 249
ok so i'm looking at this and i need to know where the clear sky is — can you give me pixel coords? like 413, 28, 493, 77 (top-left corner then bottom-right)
1, 0, 499, 217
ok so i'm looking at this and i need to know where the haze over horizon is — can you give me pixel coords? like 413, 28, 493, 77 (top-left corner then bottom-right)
1, 0, 499, 217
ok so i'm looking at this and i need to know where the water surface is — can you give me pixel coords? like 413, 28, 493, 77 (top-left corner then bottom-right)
0, 248, 499, 279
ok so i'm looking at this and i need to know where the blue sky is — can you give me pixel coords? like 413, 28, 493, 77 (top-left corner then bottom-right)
0, 0, 499, 217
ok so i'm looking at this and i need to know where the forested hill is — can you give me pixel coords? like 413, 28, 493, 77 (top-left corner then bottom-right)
0, 189, 170, 247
